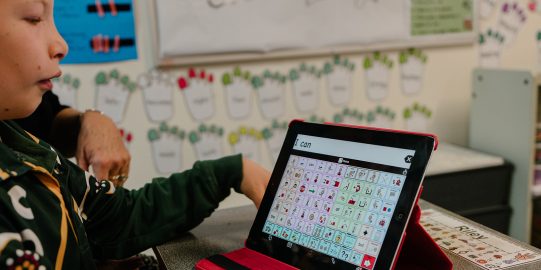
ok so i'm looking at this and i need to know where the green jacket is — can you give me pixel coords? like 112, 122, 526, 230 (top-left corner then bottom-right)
0, 120, 244, 270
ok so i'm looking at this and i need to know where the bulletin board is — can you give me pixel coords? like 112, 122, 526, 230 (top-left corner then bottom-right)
151, 0, 476, 66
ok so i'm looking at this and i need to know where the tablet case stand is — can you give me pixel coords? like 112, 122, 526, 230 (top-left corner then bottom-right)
195, 189, 452, 270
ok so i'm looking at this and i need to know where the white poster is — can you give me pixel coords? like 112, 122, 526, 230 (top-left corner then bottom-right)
156, 0, 409, 57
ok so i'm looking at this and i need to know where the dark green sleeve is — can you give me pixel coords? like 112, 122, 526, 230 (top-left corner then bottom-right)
76, 154, 244, 260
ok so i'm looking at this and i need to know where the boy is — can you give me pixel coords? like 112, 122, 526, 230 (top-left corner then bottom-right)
0, 0, 271, 269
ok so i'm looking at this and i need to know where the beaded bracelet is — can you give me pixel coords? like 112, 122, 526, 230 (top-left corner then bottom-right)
83, 108, 104, 115
79, 109, 105, 125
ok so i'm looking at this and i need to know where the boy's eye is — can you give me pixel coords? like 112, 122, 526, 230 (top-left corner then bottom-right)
25, 17, 42, 24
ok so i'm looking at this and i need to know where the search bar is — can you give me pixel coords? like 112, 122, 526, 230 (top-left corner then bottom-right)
293, 134, 415, 169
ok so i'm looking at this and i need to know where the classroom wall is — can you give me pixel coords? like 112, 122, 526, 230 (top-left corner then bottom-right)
56, 0, 541, 209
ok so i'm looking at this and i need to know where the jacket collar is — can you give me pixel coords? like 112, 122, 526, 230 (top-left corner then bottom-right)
0, 121, 59, 180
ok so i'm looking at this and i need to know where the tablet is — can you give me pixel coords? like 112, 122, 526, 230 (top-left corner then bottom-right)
246, 120, 437, 270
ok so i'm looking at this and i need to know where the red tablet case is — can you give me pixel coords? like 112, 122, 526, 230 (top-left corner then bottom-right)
195, 123, 452, 270
194, 200, 451, 270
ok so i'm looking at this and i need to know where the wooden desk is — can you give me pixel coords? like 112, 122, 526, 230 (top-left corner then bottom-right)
153, 200, 541, 270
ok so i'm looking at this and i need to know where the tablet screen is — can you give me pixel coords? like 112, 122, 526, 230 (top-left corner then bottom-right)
245, 122, 434, 269
261, 134, 415, 269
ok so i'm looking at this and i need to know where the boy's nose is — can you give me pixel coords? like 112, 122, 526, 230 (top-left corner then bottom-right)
49, 24, 69, 61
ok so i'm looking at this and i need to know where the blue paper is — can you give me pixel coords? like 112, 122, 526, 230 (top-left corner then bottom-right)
54, 0, 137, 64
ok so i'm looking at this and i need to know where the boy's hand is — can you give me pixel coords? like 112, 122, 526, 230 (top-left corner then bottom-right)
240, 158, 271, 209
77, 111, 131, 187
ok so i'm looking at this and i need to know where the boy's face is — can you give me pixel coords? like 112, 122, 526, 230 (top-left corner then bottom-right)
0, 0, 67, 120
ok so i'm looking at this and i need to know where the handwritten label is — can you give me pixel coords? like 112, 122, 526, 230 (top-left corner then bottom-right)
411, 0, 473, 36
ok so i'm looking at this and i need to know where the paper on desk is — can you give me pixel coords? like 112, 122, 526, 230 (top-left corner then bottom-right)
421, 209, 541, 269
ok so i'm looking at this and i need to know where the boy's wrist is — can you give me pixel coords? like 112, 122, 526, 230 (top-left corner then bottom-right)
79, 109, 107, 124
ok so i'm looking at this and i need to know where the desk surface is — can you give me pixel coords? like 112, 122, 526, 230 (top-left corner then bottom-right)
425, 142, 505, 176
154, 200, 541, 270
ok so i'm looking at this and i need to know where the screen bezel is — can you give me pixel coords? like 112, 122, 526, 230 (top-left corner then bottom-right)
246, 121, 436, 270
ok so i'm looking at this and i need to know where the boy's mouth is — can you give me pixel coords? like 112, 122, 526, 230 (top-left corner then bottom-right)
38, 79, 53, 91
38, 72, 62, 91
